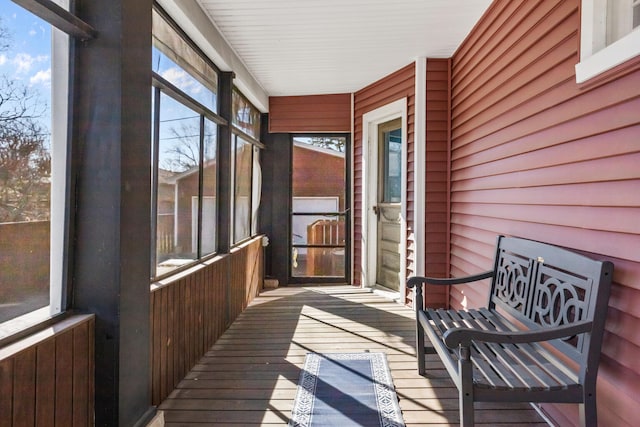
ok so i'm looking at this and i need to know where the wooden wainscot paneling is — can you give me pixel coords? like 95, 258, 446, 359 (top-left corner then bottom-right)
229, 237, 264, 322
269, 93, 351, 133
0, 315, 95, 427
150, 235, 264, 405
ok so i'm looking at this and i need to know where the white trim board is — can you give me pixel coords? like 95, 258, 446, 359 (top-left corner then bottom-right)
361, 98, 408, 299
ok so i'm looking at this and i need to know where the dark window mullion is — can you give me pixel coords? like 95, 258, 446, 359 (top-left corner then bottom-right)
150, 87, 162, 276
153, 73, 226, 127
14, 0, 96, 40
197, 115, 205, 258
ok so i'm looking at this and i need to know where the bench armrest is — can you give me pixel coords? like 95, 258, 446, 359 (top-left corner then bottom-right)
407, 270, 494, 289
443, 320, 593, 348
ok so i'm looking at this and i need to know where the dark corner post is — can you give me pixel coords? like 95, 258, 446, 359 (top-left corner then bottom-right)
72, 0, 153, 425
218, 71, 234, 254
260, 125, 291, 287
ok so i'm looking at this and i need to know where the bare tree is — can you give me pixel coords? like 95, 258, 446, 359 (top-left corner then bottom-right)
309, 136, 345, 152
160, 120, 216, 172
0, 20, 50, 222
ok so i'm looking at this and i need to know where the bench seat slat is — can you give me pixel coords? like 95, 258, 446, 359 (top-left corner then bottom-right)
477, 308, 579, 386
443, 310, 515, 389
459, 311, 551, 390
463, 310, 572, 391
423, 307, 580, 392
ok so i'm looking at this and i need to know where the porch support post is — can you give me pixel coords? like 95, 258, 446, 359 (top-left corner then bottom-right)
414, 57, 427, 279
71, 0, 153, 425
218, 71, 234, 253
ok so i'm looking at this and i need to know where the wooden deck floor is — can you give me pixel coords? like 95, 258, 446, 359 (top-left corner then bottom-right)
156, 285, 549, 426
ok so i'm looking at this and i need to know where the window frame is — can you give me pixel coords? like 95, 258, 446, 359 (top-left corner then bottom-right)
0, 0, 95, 344
229, 87, 263, 246
150, 6, 226, 281
231, 130, 263, 245
576, 0, 640, 83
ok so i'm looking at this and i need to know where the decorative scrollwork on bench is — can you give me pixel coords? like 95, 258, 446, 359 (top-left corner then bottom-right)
532, 266, 590, 328
493, 253, 533, 315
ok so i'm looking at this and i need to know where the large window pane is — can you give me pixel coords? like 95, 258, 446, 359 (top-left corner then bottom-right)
151, 8, 222, 280
155, 93, 200, 277
0, 1, 68, 330
233, 136, 252, 243
152, 9, 217, 112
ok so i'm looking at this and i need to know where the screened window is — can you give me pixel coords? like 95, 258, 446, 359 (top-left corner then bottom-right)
152, 8, 217, 112
606, 0, 640, 44
151, 8, 221, 279
233, 136, 252, 242
232, 88, 260, 138
577, 0, 640, 82
0, 0, 72, 338
231, 89, 262, 245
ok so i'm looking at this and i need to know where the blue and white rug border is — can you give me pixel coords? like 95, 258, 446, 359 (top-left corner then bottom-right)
289, 352, 405, 427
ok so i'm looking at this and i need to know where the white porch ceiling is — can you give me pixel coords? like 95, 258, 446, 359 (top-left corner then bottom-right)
193, 0, 492, 98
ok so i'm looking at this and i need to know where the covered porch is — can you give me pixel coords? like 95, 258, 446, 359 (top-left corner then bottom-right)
0, 0, 639, 426
154, 285, 547, 426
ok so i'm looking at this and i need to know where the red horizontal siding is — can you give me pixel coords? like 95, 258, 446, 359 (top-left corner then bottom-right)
450, 1, 640, 426
423, 58, 450, 308
268, 93, 351, 133
353, 63, 415, 288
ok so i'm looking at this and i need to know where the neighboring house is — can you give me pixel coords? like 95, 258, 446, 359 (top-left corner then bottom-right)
291, 139, 345, 211
156, 158, 217, 261
291, 139, 346, 276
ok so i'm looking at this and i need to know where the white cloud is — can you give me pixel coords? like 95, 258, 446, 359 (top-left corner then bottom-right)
29, 29, 37, 37
162, 67, 203, 95
0, 54, 6, 66
30, 68, 51, 86
12, 53, 49, 74
13, 53, 35, 73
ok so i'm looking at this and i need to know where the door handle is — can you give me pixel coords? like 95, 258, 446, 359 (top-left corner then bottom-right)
372, 205, 379, 216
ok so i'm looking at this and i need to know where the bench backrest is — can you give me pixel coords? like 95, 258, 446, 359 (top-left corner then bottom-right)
488, 236, 613, 378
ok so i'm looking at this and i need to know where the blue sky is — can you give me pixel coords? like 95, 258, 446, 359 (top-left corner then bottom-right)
0, 0, 52, 129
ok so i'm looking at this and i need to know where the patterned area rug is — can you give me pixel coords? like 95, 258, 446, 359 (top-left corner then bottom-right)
289, 352, 405, 427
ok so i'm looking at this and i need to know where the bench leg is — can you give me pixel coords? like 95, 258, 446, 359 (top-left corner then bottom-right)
458, 348, 474, 426
416, 322, 426, 375
579, 389, 597, 427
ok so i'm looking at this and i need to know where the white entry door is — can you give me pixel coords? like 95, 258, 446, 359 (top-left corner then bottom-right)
363, 98, 407, 294
374, 119, 402, 291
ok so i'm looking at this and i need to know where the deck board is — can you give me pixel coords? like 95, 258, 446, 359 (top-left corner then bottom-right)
157, 285, 549, 426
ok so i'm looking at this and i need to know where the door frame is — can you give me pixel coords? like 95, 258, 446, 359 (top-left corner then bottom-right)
362, 98, 408, 297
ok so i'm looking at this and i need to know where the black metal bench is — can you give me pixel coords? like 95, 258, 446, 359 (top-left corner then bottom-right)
407, 236, 613, 427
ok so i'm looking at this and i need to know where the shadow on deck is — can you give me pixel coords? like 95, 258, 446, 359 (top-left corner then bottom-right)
153, 285, 549, 426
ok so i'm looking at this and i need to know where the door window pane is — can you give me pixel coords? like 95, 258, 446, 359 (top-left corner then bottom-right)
382, 127, 402, 203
